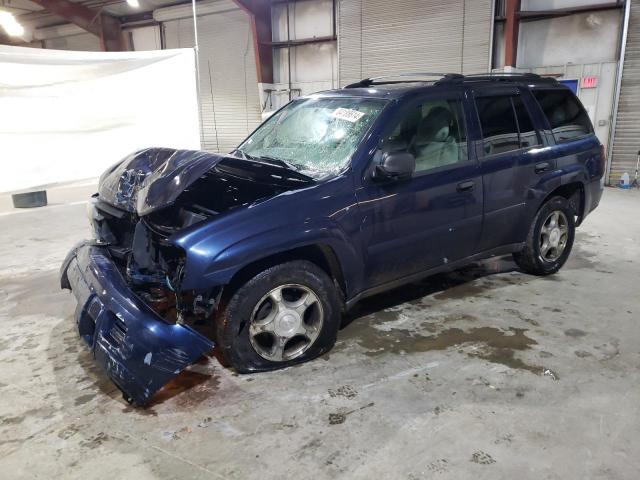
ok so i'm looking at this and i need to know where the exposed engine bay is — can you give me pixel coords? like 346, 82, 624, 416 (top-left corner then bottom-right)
90, 148, 312, 335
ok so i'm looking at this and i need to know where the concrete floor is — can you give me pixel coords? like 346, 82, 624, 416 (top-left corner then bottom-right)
0, 184, 639, 479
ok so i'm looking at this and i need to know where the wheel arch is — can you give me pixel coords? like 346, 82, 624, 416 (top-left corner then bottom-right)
222, 243, 348, 306
539, 181, 586, 225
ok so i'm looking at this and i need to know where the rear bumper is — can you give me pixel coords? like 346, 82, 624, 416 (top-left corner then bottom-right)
584, 177, 604, 219
60, 242, 214, 405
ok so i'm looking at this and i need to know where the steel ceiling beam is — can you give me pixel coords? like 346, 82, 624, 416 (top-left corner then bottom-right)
27, 0, 126, 51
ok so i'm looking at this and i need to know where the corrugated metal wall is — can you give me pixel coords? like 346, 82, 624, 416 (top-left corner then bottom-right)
462, 0, 493, 73
44, 34, 101, 52
610, 0, 640, 184
337, 0, 493, 86
269, 0, 338, 111
163, 8, 261, 153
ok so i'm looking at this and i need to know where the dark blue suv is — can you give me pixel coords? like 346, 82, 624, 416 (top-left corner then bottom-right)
61, 73, 604, 405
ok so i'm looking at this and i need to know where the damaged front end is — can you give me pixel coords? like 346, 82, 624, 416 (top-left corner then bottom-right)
60, 242, 214, 405
60, 148, 309, 405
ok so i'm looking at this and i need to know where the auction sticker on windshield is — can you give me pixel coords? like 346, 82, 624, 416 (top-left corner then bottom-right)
332, 108, 365, 123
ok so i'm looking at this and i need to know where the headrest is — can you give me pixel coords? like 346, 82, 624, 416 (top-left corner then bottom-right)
415, 107, 453, 144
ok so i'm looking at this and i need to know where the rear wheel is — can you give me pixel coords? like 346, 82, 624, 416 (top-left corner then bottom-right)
215, 260, 341, 372
513, 196, 575, 276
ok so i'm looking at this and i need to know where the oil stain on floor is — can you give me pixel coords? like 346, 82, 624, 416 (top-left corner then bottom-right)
342, 322, 549, 376
337, 255, 571, 378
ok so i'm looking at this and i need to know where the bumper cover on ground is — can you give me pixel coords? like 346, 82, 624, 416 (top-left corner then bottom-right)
60, 242, 214, 405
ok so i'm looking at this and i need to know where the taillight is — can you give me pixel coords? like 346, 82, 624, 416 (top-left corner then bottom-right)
599, 144, 606, 175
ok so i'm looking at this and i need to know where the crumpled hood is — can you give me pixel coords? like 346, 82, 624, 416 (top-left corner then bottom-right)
98, 148, 224, 216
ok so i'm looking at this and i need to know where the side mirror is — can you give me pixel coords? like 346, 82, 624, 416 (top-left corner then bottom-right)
372, 151, 416, 181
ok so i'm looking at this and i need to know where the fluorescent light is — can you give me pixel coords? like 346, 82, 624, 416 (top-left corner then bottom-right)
126, 0, 140, 8
0, 11, 25, 37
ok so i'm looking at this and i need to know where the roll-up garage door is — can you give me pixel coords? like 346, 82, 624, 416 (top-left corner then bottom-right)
610, 0, 640, 184
163, 5, 261, 153
44, 34, 101, 52
337, 0, 493, 86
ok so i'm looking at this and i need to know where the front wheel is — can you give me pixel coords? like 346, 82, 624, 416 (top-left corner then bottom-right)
513, 196, 576, 276
215, 260, 342, 372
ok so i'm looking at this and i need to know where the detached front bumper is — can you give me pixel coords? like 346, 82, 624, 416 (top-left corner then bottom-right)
60, 242, 214, 405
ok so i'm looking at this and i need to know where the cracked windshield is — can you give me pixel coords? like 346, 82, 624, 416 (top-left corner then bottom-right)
237, 97, 387, 178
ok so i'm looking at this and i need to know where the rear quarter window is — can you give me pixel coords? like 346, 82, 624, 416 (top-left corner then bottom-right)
532, 89, 593, 143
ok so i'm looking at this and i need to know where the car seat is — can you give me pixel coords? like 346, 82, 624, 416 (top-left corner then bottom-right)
410, 107, 458, 170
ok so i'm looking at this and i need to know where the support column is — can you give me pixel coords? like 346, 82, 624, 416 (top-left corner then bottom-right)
233, 0, 274, 84
504, 0, 521, 68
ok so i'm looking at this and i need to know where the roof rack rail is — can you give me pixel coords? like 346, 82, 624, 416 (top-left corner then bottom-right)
435, 72, 558, 84
343, 72, 558, 89
465, 72, 543, 78
344, 72, 463, 88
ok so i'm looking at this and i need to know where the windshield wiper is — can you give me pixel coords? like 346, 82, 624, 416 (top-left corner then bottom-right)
231, 148, 255, 161
256, 155, 302, 172
233, 150, 297, 170
228, 150, 314, 182
259, 156, 315, 182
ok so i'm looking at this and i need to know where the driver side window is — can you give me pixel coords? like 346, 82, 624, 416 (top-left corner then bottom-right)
382, 99, 468, 173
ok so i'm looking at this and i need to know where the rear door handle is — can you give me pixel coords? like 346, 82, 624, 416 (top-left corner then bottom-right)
457, 180, 475, 192
535, 162, 551, 173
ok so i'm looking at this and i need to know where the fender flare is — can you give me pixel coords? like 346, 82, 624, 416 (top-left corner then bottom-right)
526, 164, 589, 224
179, 219, 363, 297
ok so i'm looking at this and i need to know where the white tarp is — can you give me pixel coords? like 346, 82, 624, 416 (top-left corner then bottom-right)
0, 46, 201, 193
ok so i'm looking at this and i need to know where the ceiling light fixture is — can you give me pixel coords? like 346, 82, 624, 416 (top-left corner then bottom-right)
126, 0, 140, 8
0, 11, 25, 37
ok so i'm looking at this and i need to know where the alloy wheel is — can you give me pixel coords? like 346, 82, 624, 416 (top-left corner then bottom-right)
248, 284, 324, 362
539, 210, 569, 262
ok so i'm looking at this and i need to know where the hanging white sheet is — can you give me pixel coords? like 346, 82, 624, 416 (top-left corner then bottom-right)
0, 45, 201, 192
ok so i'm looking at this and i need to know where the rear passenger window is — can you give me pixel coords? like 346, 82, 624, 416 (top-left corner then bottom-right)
532, 89, 593, 143
476, 96, 520, 155
512, 96, 541, 148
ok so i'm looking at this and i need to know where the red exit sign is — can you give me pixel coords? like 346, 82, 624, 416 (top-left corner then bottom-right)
581, 76, 598, 89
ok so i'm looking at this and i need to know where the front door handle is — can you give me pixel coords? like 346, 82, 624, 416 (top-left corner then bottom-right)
535, 162, 551, 173
457, 180, 475, 192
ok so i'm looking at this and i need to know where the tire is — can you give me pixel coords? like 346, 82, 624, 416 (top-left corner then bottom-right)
215, 260, 342, 373
513, 196, 576, 276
